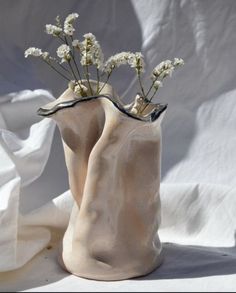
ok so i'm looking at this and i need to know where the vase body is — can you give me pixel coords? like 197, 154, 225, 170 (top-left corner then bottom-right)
38, 83, 167, 281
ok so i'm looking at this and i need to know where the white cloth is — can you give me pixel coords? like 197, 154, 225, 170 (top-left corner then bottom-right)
0, 90, 72, 272
0, 0, 236, 292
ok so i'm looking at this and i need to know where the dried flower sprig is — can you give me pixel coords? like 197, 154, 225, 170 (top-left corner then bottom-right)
25, 12, 184, 116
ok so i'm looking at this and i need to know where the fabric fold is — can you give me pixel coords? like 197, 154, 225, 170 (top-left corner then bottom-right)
0, 90, 61, 272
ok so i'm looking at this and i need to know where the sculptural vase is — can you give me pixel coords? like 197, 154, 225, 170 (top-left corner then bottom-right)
38, 82, 167, 281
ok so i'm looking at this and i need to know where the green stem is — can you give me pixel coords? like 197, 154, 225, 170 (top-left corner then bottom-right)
68, 60, 79, 82
43, 60, 71, 82
60, 35, 84, 82
72, 55, 83, 81
96, 68, 100, 94
148, 88, 158, 103
140, 88, 158, 114
70, 36, 75, 55
54, 60, 73, 77
69, 36, 84, 81
145, 80, 156, 100
55, 35, 85, 93
98, 71, 112, 94
138, 71, 145, 98
85, 65, 93, 95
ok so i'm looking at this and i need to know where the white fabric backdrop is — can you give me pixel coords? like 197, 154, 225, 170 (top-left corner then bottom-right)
0, 0, 236, 291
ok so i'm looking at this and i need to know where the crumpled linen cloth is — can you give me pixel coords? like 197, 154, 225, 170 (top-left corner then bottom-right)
0, 90, 72, 272
0, 0, 236, 292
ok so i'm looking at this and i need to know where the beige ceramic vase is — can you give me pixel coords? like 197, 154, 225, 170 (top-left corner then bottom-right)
38, 81, 167, 281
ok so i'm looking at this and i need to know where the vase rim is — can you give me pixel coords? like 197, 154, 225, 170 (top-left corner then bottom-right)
37, 94, 167, 123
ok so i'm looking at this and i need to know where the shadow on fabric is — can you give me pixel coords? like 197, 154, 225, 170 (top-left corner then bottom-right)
137, 239, 236, 281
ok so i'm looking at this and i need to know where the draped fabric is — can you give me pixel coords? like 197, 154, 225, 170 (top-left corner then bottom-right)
0, 0, 236, 291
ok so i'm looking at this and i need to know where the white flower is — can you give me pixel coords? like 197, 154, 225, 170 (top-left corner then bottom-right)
104, 52, 133, 73
163, 69, 173, 78
74, 83, 88, 96
57, 44, 71, 63
173, 58, 184, 66
24, 47, 42, 58
128, 52, 145, 73
45, 24, 62, 36
152, 60, 174, 79
64, 23, 75, 36
153, 80, 163, 89
72, 39, 80, 48
155, 60, 173, 72
65, 13, 79, 24
83, 33, 96, 41
42, 51, 50, 60
64, 13, 79, 36
80, 33, 104, 69
104, 51, 145, 74
93, 43, 104, 69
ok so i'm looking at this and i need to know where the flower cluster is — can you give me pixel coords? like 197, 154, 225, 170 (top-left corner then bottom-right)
128, 52, 145, 74
78, 33, 104, 69
64, 13, 79, 36
152, 58, 184, 80
25, 12, 184, 116
24, 47, 49, 60
56, 44, 71, 63
104, 52, 132, 73
45, 24, 62, 36
103, 52, 145, 74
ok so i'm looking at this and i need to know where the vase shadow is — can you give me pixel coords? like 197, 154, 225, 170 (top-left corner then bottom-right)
137, 240, 236, 281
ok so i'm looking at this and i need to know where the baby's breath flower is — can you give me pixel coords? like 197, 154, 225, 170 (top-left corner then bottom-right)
65, 13, 79, 24
173, 58, 184, 66
72, 39, 81, 48
24, 47, 51, 63
153, 80, 163, 89
80, 33, 104, 69
152, 60, 174, 80
64, 23, 75, 36
42, 52, 50, 61
94, 43, 104, 70
128, 52, 145, 73
74, 83, 88, 96
64, 13, 79, 36
57, 44, 71, 63
80, 51, 91, 66
163, 69, 173, 78
83, 33, 96, 41
24, 47, 43, 58
55, 15, 62, 28
45, 24, 62, 36
104, 52, 133, 73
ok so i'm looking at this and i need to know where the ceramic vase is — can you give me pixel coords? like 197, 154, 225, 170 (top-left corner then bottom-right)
38, 81, 167, 281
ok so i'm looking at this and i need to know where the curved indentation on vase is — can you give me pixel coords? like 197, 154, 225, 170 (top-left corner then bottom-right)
37, 94, 167, 123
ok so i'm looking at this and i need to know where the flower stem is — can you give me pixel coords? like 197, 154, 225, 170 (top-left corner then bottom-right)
53, 59, 73, 77
149, 88, 158, 103
43, 60, 71, 81
140, 88, 158, 113
85, 65, 93, 95
68, 60, 79, 82
60, 35, 84, 82
145, 80, 155, 100
69, 36, 84, 81
98, 71, 112, 94
96, 68, 100, 94
138, 71, 146, 98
